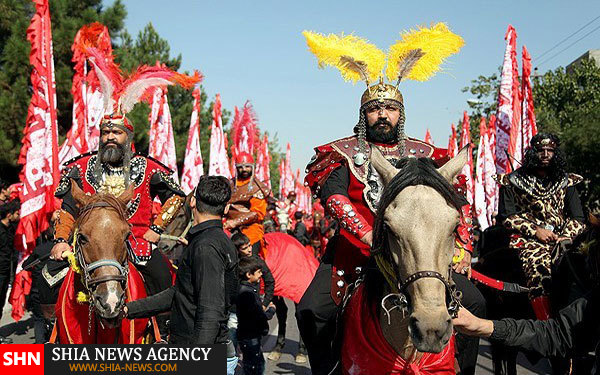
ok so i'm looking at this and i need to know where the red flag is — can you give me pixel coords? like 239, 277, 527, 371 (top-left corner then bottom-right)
208, 94, 232, 178
496, 25, 521, 174
459, 111, 474, 205
181, 87, 204, 194
255, 134, 272, 189
488, 114, 497, 164
263, 233, 319, 303
280, 143, 294, 198
148, 86, 178, 180
425, 128, 433, 144
14, 0, 60, 321
447, 123, 458, 158
521, 45, 537, 157
474, 118, 490, 229
58, 23, 112, 165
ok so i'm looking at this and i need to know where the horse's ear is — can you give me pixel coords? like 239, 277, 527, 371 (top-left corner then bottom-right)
70, 179, 90, 207
589, 212, 600, 228
116, 184, 134, 206
370, 147, 398, 185
438, 146, 469, 184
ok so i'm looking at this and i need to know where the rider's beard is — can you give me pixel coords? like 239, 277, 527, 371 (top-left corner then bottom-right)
99, 140, 126, 166
238, 171, 252, 180
366, 119, 399, 144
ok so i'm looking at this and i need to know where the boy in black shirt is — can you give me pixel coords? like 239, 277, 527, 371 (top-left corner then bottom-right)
237, 257, 275, 375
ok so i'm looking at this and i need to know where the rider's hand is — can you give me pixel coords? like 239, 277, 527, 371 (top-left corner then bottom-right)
50, 242, 71, 260
535, 227, 558, 243
143, 229, 161, 244
360, 231, 373, 247
453, 250, 472, 279
452, 307, 494, 338
177, 237, 188, 246
223, 221, 233, 231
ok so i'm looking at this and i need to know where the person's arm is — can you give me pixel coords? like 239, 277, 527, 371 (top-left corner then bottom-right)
560, 186, 585, 238
148, 171, 186, 235
125, 287, 175, 319
454, 296, 591, 358
491, 297, 590, 357
321, 166, 372, 245
258, 258, 275, 307
192, 246, 225, 345
53, 167, 82, 242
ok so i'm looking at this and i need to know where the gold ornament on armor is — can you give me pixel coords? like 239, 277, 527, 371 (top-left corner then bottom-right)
98, 174, 126, 197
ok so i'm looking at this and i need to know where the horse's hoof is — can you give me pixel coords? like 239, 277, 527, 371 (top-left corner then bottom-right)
295, 353, 308, 364
267, 351, 282, 361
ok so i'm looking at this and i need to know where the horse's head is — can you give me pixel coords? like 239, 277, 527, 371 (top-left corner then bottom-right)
371, 147, 468, 353
71, 181, 133, 320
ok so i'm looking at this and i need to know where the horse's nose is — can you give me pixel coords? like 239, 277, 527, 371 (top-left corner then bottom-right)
94, 281, 124, 318
408, 313, 452, 353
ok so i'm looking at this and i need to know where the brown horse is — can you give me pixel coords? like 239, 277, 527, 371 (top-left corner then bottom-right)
54, 181, 148, 343
338, 147, 468, 373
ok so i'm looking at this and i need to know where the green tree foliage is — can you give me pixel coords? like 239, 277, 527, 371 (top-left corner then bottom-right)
533, 60, 600, 209
461, 60, 600, 209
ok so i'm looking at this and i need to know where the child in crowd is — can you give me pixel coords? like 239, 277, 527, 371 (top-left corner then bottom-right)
237, 257, 275, 375
228, 233, 275, 349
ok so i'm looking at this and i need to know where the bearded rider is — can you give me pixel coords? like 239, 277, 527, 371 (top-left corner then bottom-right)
51, 115, 185, 298
224, 152, 270, 256
296, 28, 486, 375
497, 133, 585, 320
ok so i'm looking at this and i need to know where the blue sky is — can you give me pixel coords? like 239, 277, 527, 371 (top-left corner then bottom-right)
108, 0, 600, 172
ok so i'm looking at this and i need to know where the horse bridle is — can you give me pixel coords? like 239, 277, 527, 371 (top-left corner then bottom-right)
74, 202, 135, 295
375, 252, 463, 323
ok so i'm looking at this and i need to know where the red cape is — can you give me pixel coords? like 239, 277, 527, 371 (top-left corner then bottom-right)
263, 232, 319, 303
342, 284, 456, 375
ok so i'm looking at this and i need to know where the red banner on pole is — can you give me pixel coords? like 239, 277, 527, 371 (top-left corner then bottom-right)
13, 0, 60, 321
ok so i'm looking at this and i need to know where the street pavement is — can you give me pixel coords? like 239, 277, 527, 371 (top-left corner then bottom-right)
1, 295, 551, 374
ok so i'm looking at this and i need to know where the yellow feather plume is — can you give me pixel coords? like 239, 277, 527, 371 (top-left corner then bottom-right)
302, 31, 385, 84
386, 23, 464, 82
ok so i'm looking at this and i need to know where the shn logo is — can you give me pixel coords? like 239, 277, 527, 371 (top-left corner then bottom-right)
3, 352, 41, 366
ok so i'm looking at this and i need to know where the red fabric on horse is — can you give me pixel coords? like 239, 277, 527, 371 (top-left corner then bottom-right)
342, 284, 456, 375
263, 232, 318, 303
55, 263, 149, 344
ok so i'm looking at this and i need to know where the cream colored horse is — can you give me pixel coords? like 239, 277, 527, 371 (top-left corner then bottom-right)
369, 146, 468, 360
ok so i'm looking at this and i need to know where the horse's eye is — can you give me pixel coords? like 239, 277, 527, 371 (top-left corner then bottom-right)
78, 234, 89, 245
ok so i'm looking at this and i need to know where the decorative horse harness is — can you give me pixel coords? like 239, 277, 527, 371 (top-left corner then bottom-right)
74, 202, 137, 291
72, 201, 137, 335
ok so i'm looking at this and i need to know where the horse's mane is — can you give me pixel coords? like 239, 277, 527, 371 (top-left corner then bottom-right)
76, 193, 129, 227
363, 157, 466, 310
